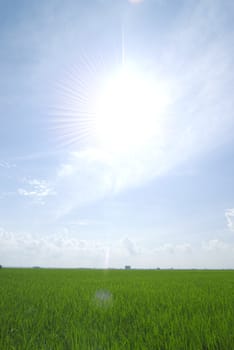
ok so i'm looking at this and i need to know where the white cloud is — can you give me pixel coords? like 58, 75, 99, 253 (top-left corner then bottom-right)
18, 178, 56, 204
155, 243, 175, 254
0, 228, 105, 267
122, 237, 138, 255
0, 161, 15, 168
155, 243, 192, 255
0, 229, 138, 268
128, 0, 144, 3
0, 227, 233, 268
202, 239, 229, 251
225, 209, 234, 231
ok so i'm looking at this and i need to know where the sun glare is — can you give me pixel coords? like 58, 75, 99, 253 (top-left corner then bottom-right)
94, 67, 168, 153
53, 64, 170, 153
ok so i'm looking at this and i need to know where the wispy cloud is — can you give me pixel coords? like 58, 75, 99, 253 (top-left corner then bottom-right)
128, 0, 144, 3
18, 178, 56, 205
0, 161, 15, 169
225, 209, 234, 232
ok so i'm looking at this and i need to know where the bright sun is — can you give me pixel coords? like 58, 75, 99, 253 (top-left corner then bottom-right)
94, 67, 168, 153
53, 65, 170, 152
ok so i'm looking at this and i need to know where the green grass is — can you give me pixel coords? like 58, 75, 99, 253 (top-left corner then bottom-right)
0, 269, 234, 349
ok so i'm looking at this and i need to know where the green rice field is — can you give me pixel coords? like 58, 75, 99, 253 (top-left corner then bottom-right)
0, 268, 234, 349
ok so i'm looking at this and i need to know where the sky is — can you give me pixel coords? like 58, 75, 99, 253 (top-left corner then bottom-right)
0, 0, 234, 268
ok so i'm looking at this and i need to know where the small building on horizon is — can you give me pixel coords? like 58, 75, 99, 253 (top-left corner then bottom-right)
125, 265, 131, 270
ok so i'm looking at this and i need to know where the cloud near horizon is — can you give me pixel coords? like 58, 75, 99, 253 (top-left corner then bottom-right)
1, 227, 233, 269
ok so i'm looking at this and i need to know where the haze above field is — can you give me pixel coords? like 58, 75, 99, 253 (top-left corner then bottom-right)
0, 0, 234, 268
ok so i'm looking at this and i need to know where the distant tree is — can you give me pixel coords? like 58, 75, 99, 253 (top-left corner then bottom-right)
0, 265, 2, 269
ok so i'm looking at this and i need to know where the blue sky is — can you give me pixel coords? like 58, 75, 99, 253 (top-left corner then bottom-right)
0, 0, 234, 268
